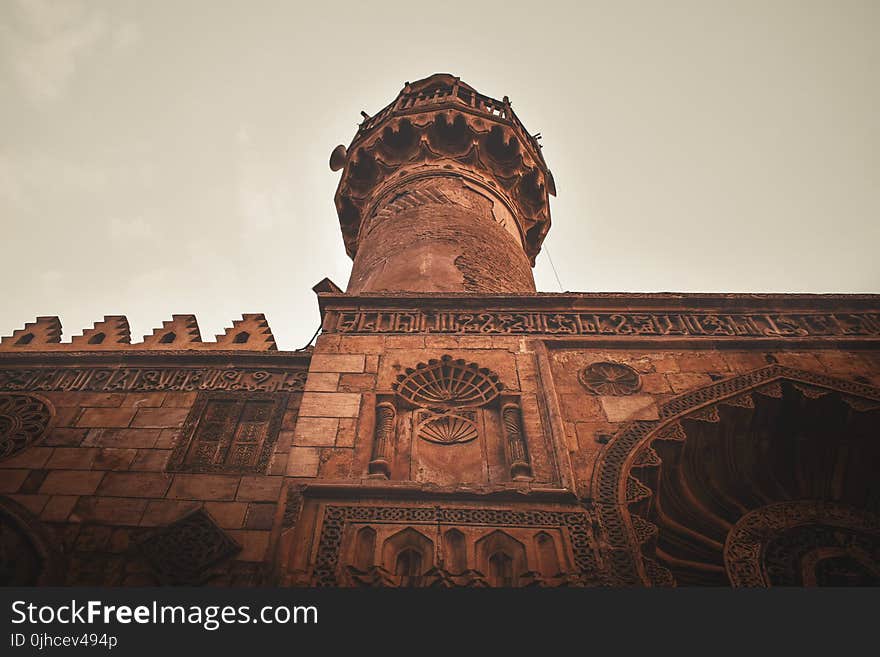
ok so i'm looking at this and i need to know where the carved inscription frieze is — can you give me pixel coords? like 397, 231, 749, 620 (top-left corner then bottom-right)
327, 310, 880, 338
0, 367, 307, 393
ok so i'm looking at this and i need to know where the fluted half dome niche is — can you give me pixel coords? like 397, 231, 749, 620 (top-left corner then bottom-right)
392, 355, 503, 409
415, 412, 480, 445
621, 376, 880, 586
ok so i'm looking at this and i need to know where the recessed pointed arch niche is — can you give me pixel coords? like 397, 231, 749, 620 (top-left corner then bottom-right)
593, 365, 880, 587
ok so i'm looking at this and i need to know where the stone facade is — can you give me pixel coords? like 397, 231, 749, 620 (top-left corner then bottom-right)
1, 75, 878, 587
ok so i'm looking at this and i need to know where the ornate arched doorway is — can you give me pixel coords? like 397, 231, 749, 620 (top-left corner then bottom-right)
592, 365, 880, 586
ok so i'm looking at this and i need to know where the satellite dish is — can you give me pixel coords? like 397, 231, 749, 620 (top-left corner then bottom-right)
329, 145, 347, 171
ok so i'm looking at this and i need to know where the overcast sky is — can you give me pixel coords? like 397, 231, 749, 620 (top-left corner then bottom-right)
1, 1, 878, 349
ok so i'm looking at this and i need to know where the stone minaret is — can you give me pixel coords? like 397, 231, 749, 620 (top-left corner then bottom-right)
330, 74, 556, 294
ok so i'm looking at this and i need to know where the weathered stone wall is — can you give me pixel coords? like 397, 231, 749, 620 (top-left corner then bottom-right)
347, 178, 536, 293
2, 296, 879, 587
0, 386, 302, 585
547, 347, 880, 497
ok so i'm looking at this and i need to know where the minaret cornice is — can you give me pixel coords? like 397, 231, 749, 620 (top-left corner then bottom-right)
332, 74, 555, 265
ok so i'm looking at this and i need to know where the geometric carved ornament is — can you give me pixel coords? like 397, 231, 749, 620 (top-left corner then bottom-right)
724, 501, 880, 587
312, 504, 599, 587
137, 509, 241, 584
0, 393, 52, 461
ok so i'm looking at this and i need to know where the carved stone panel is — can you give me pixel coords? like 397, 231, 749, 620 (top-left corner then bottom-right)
168, 392, 288, 474
310, 504, 599, 587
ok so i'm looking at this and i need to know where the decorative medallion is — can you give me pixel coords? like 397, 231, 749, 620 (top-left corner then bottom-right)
393, 355, 502, 409
137, 509, 241, 584
414, 409, 478, 445
578, 362, 641, 396
0, 393, 52, 461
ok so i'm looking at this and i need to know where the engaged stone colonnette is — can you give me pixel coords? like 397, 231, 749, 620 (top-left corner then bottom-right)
1, 74, 878, 587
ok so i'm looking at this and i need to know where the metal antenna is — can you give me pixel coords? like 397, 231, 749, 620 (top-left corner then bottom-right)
544, 246, 564, 292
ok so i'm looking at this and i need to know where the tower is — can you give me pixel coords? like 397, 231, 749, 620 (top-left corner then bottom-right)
331, 74, 556, 293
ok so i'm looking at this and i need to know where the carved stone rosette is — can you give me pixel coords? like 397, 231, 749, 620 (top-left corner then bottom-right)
0, 393, 53, 461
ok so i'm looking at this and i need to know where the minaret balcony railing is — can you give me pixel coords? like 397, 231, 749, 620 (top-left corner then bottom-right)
352, 80, 544, 166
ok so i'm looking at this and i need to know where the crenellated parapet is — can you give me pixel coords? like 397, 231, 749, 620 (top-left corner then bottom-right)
211, 314, 277, 351
0, 314, 279, 351
0, 316, 62, 348
69, 315, 131, 348
141, 314, 203, 349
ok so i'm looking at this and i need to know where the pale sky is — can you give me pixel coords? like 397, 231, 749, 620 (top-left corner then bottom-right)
1, 1, 878, 349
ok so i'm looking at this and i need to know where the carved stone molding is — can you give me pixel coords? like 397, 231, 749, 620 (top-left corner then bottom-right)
0, 393, 53, 461
282, 485, 305, 530
414, 409, 478, 445
658, 365, 880, 419
0, 366, 307, 393
501, 403, 533, 480
368, 401, 395, 478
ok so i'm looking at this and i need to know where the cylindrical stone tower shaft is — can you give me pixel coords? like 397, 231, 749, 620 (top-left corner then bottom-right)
331, 74, 556, 293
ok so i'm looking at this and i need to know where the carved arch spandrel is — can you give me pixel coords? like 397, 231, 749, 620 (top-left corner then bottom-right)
591, 365, 880, 587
